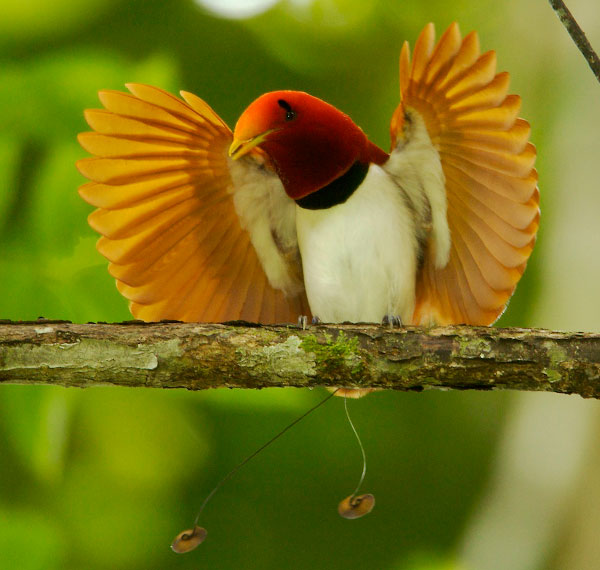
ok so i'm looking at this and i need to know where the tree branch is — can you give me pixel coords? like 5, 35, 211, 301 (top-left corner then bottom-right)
1, 320, 599, 398
549, 0, 600, 84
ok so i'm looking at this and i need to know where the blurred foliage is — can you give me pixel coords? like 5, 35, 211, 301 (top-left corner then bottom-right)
1, 0, 598, 569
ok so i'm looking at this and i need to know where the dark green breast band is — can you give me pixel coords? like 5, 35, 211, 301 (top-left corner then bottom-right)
295, 161, 369, 210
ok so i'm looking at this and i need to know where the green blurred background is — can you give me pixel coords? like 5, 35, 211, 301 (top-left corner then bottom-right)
1, 0, 599, 569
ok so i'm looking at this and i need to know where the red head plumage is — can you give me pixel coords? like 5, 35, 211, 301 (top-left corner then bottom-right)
230, 91, 388, 199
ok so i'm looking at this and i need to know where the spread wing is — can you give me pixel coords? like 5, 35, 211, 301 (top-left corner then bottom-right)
390, 23, 540, 325
77, 84, 310, 323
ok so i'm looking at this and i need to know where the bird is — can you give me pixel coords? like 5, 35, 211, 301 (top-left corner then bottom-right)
77, 22, 540, 397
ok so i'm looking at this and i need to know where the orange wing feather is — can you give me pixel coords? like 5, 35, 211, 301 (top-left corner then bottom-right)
77, 84, 309, 323
392, 23, 540, 325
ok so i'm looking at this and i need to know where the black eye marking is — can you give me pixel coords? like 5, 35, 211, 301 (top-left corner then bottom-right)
277, 99, 296, 121
277, 99, 292, 111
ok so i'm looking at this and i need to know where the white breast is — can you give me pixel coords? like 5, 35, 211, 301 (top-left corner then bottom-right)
295, 164, 418, 323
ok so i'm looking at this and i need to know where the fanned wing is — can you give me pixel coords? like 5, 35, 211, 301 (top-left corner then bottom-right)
77, 84, 309, 323
391, 23, 540, 325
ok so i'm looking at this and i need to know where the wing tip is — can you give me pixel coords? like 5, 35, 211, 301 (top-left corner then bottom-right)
76, 156, 96, 180
78, 181, 98, 205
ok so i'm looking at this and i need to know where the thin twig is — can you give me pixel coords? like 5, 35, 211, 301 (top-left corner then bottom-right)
549, 0, 600, 84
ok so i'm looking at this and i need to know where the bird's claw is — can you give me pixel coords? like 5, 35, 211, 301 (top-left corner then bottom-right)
297, 315, 321, 330
382, 314, 403, 328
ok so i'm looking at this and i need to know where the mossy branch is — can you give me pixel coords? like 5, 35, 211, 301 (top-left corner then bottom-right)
1, 320, 599, 398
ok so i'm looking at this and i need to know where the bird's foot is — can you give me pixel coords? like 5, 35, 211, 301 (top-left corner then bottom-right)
297, 315, 322, 330
382, 314, 403, 328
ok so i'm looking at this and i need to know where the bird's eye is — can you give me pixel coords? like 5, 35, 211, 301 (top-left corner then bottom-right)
277, 99, 296, 121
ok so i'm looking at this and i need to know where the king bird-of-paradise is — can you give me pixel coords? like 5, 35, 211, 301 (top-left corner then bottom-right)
77, 23, 540, 398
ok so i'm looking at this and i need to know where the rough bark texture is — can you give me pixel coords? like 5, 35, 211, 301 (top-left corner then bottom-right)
1, 320, 599, 398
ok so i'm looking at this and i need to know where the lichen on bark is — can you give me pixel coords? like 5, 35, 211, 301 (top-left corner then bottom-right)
0, 320, 599, 398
